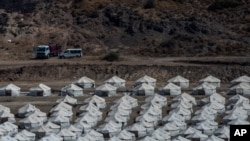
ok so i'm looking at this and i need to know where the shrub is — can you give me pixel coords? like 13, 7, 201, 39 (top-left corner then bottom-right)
102, 52, 120, 62
208, 0, 242, 11
144, 0, 157, 9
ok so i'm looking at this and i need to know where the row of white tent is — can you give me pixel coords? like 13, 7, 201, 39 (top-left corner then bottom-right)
1, 93, 250, 140
0, 75, 250, 97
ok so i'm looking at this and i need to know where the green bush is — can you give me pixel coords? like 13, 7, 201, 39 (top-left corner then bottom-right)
102, 52, 120, 62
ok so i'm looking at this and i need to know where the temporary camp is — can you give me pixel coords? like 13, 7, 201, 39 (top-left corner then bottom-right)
44, 121, 60, 134
172, 136, 191, 141
133, 75, 157, 88
200, 93, 226, 105
0, 83, 20, 96
127, 123, 147, 138
173, 93, 197, 106
48, 115, 70, 128
25, 109, 47, 123
193, 82, 216, 95
229, 83, 250, 95
75, 76, 95, 89
104, 76, 126, 88
199, 75, 221, 88
167, 75, 189, 89
151, 128, 171, 141
61, 84, 83, 97
17, 130, 36, 141
81, 129, 104, 141
68, 125, 82, 137
29, 83, 51, 96
133, 83, 154, 96
159, 83, 181, 95
95, 83, 117, 97
39, 133, 63, 141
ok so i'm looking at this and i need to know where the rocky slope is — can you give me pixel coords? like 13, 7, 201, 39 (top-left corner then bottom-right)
0, 0, 249, 58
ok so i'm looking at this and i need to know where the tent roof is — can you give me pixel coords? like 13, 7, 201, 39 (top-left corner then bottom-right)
0, 83, 20, 91
30, 83, 51, 91
173, 136, 191, 141
118, 130, 135, 140
162, 83, 181, 90
96, 83, 117, 91
168, 75, 189, 83
199, 75, 221, 83
231, 75, 250, 83
193, 82, 216, 90
173, 93, 196, 105
76, 76, 95, 84
186, 132, 208, 139
230, 82, 250, 90
134, 83, 154, 91
151, 128, 171, 140
61, 83, 83, 91
105, 76, 126, 83
18, 104, 37, 114
56, 95, 77, 105
20, 129, 35, 137
135, 75, 156, 83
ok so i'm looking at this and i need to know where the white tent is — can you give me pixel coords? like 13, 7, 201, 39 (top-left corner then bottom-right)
195, 121, 217, 135
181, 127, 202, 136
186, 132, 208, 140
50, 109, 73, 121
75, 113, 98, 127
199, 75, 221, 88
61, 84, 83, 97
162, 112, 185, 124
167, 75, 189, 88
145, 94, 167, 108
75, 76, 95, 89
84, 95, 106, 109
134, 75, 157, 88
44, 121, 60, 134
82, 129, 104, 141
0, 105, 10, 113
205, 102, 225, 114
228, 118, 250, 125
1, 136, 17, 141
57, 129, 77, 141
31, 125, 52, 139
118, 130, 136, 141
19, 115, 43, 129
229, 83, 250, 95
97, 121, 122, 138
48, 115, 70, 128
200, 93, 226, 105
104, 76, 126, 88
50, 102, 72, 113
18, 130, 36, 141
0, 83, 20, 96
0, 110, 15, 123
193, 82, 216, 95
116, 95, 138, 108
68, 125, 82, 137
95, 83, 117, 97
14, 133, 29, 141
39, 133, 63, 141
25, 109, 47, 123
172, 136, 191, 141
29, 83, 51, 96
1, 122, 18, 136
159, 83, 181, 95
163, 122, 181, 136
173, 93, 197, 105
56, 95, 77, 105
18, 104, 38, 118
231, 75, 250, 86
214, 126, 229, 139
133, 83, 154, 96
109, 136, 122, 141
139, 136, 157, 141
127, 123, 147, 138
151, 128, 171, 141
169, 107, 192, 120
201, 135, 224, 141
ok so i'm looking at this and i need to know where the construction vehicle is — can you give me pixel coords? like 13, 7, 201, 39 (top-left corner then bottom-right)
33, 43, 62, 59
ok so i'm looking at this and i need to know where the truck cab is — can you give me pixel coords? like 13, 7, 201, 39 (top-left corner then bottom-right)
34, 45, 50, 59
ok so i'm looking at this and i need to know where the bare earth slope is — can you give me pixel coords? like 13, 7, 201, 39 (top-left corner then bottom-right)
0, 0, 249, 58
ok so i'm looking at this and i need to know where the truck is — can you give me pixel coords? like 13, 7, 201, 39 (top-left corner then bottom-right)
33, 44, 62, 59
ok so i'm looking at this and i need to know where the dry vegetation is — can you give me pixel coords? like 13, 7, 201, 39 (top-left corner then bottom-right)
0, 0, 249, 60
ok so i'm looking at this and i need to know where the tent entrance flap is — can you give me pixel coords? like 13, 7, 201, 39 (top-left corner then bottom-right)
6, 90, 11, 96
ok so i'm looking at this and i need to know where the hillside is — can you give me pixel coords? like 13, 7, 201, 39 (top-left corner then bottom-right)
0, 0, 249, 59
